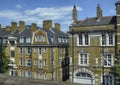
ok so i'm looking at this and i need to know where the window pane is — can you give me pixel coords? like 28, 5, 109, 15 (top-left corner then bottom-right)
11, 51, 15, 57
102, 34, 106, 45
79, 35, 82, 45
85, 34, 89, 45
109, 34, 113, 45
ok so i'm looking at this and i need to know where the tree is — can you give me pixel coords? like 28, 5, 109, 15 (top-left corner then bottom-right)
116, 55, 120, 76
0, 46, 10, 73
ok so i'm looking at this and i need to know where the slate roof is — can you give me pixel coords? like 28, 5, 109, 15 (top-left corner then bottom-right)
51, 28, 68, 38
0, 25, 69, 46
73, 16, 116, 27
0, 29, 11, 37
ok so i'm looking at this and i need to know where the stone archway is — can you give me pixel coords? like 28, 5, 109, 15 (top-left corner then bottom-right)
74, 68, 95, 84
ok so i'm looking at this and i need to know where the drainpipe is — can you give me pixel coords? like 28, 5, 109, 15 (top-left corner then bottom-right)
51, 47, 54, 80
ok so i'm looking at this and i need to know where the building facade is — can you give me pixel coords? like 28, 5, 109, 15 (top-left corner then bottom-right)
69, 1, 120, 85
0, 20, 69, 81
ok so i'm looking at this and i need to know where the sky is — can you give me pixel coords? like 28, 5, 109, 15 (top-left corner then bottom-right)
0, 0, 117, 32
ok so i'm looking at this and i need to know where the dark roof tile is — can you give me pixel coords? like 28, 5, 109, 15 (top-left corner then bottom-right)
74, 16, 116, 26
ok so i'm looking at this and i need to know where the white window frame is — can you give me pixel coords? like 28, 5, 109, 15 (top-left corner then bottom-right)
19, 70, 24, 77
34, 48, 37, 53
26, 59, 31, 67
38, 48, 42, 55
26, 70, 31, 78
58, 38, 61, 43
34, 71, 37, 79
100, 33, 115, 46
26, 47, 31, 54
19, 37, 24, 43
19, 58, 24, 66
39, 72, 42, 79
34, 60, 37, 66
38, 60, 42, 68
78, 53, 89, 66
19, 47, 23, 54
44, 60, 47, 66
77, 34, 90, 46
44, 72, 47, 79
51, 37, 54, 42
26, 37, 31, 43
44, 48, 47, 53
102, 53, 113, 67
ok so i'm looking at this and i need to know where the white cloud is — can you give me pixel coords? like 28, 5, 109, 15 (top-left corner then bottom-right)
16, 4, 22, 9
110, 9, 115, 14
0, 5, 83, 31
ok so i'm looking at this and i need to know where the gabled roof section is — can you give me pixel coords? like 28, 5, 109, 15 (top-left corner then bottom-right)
0, 29, 11, 37
51, 28, 68, 37
74, 16, 116, 27
18, 28, 32, 37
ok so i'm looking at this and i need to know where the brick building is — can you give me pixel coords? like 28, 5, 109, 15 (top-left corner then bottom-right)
68, 1, 120, 85
0, 20, 69, 81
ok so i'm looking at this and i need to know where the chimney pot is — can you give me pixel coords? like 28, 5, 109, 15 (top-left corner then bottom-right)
6, 26, 11, 31
11, 22, 17, 32
43, 20, 52, 29
55, 23, 60, 31
31, 23, 37, 32
18, 21, 25, 32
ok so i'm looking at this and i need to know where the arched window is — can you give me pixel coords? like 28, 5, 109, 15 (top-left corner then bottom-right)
76, 72, 92, 78
74, 72, 93, 84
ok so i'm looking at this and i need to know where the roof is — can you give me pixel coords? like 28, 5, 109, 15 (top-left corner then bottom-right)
73, 16, 116, 27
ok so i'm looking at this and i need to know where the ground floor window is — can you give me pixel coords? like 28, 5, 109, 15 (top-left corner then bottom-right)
26, 70, 31, 78
103, 74, 114, 85
74, 72, 93, 84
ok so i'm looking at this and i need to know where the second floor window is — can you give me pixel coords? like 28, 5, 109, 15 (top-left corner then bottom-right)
101, 33, 114, 46
44, 60, 47, 66
78, 34, 89, 46
39, 48, 42, 55
85, 34, 89, 45
26, 59, 31, 66
38, 60, 42, 68
109, 34, 113, 45
102, 34, 106, 45
19, 47, 23, 54
26, 47, 31, 54
19, 58, 24, 66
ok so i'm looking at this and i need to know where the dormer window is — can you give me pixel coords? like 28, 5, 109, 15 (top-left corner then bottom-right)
35, 35, 45, 42
19, 37, 24, 43
58, 38, 61, 43
26, 37, 31, 43
51, 37, 54, 42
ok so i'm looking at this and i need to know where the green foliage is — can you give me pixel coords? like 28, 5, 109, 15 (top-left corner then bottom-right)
0, 47, 10, 73
116, 57, 120, 77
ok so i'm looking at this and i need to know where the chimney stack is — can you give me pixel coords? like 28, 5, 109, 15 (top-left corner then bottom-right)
11, 22, 17, 32
43, 20, 52, 29
72, 5, 78, 22
5, 26, 11, 31
31, 23, 37, 32
18, 21, 25, 32
55, 23, 60, 31
96, 4, 102, 20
